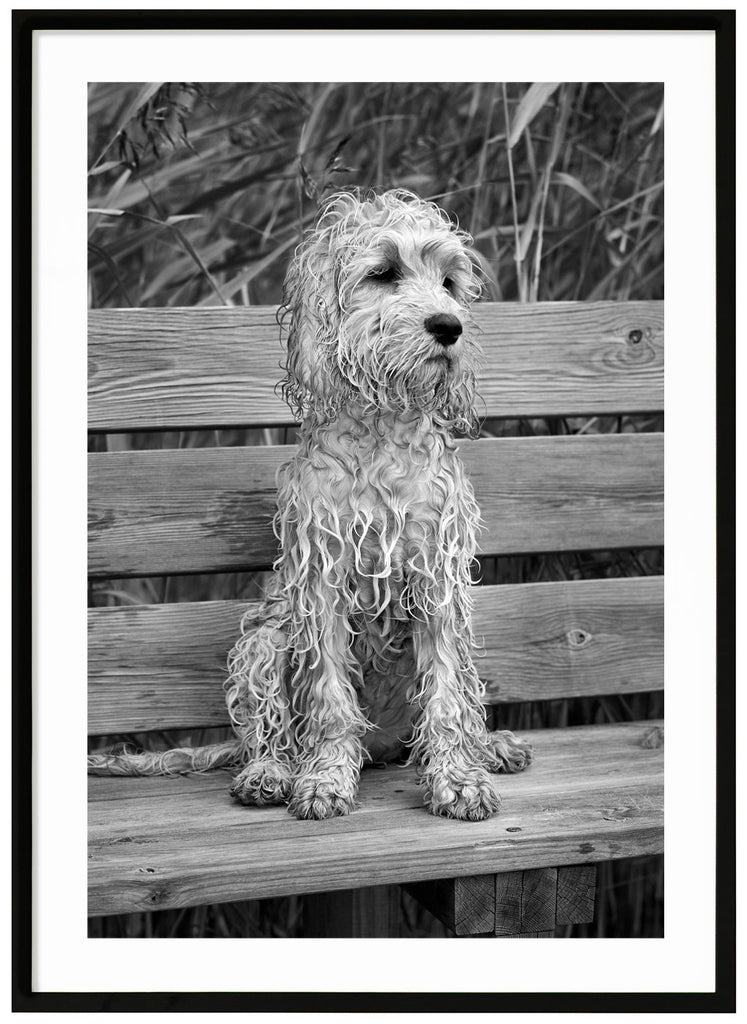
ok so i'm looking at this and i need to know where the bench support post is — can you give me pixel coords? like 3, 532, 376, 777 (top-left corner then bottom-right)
406, 864, 597, 937
303, 885, 401, 937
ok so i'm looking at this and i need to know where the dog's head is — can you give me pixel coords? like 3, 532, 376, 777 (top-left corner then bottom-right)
280, 189, 483, 432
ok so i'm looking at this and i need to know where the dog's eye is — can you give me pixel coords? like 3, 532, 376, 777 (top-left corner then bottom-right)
443, 277, 454, 293
368, 266, 399, 284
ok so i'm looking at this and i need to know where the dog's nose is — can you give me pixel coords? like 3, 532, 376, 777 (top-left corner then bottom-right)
425, 313, 462, 346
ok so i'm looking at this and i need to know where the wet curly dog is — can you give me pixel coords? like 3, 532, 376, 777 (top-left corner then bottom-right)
88, 189, 532, 819
227, 189, 531, 821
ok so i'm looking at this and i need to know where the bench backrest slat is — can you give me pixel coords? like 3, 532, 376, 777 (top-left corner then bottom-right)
89, 301, 663, 431
89, 433, 663, 578
88, 576, 663, 734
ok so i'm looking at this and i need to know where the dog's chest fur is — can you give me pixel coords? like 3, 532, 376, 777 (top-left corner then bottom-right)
297, 408, 465, 592
282, 408, 477, 759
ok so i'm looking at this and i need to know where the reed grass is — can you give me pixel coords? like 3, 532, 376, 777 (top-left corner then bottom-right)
88, 81, 664, 939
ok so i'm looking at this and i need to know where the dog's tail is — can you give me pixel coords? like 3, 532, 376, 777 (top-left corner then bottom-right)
87, 739, 243, 777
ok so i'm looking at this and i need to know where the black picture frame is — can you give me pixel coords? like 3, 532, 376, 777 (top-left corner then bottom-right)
13, 8, 735, 1013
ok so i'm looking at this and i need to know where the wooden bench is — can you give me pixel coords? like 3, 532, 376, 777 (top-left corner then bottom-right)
88, 301, 664, 937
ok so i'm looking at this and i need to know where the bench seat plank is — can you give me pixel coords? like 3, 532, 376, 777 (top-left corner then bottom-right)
88, 302, 663, 431
88, 577, 663, 734
88, 720, 663, 916
89, 433, 663, 577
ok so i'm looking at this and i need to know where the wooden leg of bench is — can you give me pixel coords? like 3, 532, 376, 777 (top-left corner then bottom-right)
495, 864, 597, 936
406, 864, 597, 937
555, 863, 597, 925
495, 867, 557, 934
404, 874, 495, 936
303, 885, 401, 937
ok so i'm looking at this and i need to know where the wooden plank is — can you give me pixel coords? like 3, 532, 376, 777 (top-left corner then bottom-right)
87, 767, 662, 916
88, 577, 663, 734
90, 763, 650, 845
421, 864, 596, 937
521, 868, 558, 932
88, 721, 663, 916
303, 886, 400, 937
475, 576, 664, 704
494, 871, 524, 935
88, 751, 662, 845
452, 875, 497, 935
87, 718, 663, 824
88, 302, 663, 431
88, 433, 663, 578
404, 875, 495, 936
556, 864, 597, 925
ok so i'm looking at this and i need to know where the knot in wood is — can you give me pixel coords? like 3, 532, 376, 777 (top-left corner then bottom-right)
567, 628, 591, 649
627, 328, 643, 344
602, 806, 634, 821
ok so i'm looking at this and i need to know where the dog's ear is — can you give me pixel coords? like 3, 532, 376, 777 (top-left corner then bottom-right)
463, 241, 489, 305
448, 226, 485, 307
280, 196, 357, 417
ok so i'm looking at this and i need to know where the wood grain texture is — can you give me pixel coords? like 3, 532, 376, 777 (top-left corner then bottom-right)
492, 866, 595, 935
404, 875, 496, 937
555, 864, 597, 925
453, 875, 497, 936
521, 868, 558, 932
88, 302, 663, 431
494, 871, 524, 935
88, 433, 663, 578
88, 720, 663, 916
88, 577, 663, 734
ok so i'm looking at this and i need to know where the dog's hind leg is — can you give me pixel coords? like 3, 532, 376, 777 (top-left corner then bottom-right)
226, 587, 295, 806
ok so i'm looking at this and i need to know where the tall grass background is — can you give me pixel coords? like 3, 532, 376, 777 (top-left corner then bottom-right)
88, 82, 664, 939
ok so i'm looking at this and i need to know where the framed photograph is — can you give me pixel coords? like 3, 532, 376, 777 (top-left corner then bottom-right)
14, 7, 735, 1012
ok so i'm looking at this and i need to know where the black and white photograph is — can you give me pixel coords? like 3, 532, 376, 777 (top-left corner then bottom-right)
16, 11, 734, 1011
86, 79, 665, 940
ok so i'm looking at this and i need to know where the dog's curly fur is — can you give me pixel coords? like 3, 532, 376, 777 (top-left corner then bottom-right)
88, 189, 532, 820
226, 190, 531, 821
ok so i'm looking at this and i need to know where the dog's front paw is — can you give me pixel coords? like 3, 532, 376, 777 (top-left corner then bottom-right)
426, 768, 501, 821
485, 729, 533, 774
288, 771, 358, 820
231, 760, 291, 806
